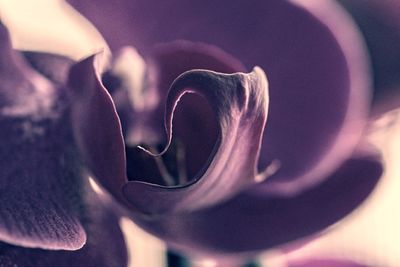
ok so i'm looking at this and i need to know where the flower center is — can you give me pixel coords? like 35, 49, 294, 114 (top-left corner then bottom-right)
126, 139, 187, 186
124, 92, 219, 186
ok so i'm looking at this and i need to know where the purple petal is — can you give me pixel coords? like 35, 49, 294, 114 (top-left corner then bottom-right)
67, 53, 128, 202
0, 188, 128, 267
338, 0, 400, 101
113, 41, 245, 144
23, 52, 74, 85
109, 41, 246, 184
145, 41, 246, 179
123, 67, 269, 214
69, 0, 371, 195
0, 23, 86, 250
132, 149, 382, 255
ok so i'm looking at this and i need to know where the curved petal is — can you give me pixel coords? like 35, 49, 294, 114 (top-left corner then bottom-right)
0, 187, 128, 267
145, 41, 246, 179
68, 0, 371, 193
0, 23, 86, 250
67, 53, 128, 202
109, 41, 246, 185
123, 67, 269, 215
114, 41, 245, 146
132, 149, 382, 255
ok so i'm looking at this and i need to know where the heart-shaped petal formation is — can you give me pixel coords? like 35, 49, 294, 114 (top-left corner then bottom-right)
123, 66, 269, 215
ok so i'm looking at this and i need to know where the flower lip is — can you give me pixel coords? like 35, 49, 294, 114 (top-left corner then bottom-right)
122, 66, 269, 215
111, 41, 247, 186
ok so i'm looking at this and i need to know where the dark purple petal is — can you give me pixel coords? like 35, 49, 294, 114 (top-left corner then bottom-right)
113, 40, 245, 145
68, 0, 371, 193
0, 187, 128, 267
0, 23, 86, 250
67, 53, 128, 203
123, 67, 269, 214
109, 41, 245, 184
338, 0, 400, 101
146, 41, 246, 179
132, 149, 382, 255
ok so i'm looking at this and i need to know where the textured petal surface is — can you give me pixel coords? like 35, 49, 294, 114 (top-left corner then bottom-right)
0, 24, 86, 249
132, 149, 382, 255
69, 0, 370, 193
67, 53, 127, 202
123, 67, 269, 214
0, 187, 128, 267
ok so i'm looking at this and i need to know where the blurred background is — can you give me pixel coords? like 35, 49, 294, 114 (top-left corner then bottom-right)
0, 0, 399, 266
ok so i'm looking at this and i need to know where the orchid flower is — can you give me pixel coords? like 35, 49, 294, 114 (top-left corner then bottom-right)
0, 0, 393, 265
65, 0, 382, 256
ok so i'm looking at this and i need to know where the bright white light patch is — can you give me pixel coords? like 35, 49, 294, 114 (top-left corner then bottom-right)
119, 217, 167, 267
0, 0, 108, 60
